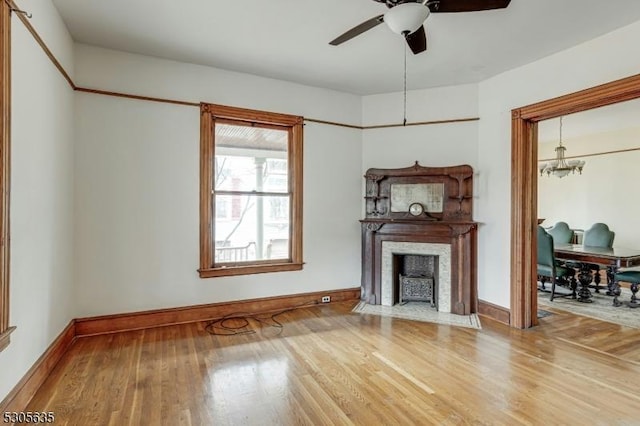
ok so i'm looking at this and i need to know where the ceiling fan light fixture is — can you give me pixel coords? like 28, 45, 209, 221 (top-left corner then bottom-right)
384, 3, 430, 35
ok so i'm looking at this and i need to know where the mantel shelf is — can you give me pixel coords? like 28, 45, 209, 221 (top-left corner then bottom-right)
360, 218, 478, 225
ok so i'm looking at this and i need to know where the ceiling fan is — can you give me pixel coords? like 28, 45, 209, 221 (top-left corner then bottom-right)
329, 0, 512, 55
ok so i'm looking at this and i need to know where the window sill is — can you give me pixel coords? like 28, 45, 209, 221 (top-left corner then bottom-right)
0, 326, 16, 353
199, 262, 303, 278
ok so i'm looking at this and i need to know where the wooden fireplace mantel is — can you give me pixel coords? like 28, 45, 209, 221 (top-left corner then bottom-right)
360, 163, 478, 315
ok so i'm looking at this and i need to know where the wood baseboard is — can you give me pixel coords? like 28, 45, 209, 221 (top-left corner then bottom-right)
478, 300, 511, 326
75, 288, 361, 337
0, 320, 76, 413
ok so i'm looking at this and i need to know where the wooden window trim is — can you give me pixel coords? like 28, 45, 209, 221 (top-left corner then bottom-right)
199, 103, 303, 278
0, 0, 14, 352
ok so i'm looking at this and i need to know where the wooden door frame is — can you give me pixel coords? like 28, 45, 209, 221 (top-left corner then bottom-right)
510, 73, 640, 329
0, 0, 14, 352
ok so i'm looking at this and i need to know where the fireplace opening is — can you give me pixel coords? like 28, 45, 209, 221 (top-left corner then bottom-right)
393, 254, 438, 309
380, 241, 451, 311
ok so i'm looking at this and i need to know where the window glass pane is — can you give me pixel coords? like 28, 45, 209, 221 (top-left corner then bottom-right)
214, 194, 290, 263
214, 123, 288, 193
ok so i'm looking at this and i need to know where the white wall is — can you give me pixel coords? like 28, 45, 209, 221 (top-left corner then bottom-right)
362, 84, 479, 175
478, 20, 640, 308
539, 127, 640, 248
73, 46, 363, 316
0, 1, 75, 402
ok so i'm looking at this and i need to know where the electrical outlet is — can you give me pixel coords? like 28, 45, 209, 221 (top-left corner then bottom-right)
321, 296, 331, 303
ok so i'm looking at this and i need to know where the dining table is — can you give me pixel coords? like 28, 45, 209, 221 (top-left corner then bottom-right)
554, 243, 640, 306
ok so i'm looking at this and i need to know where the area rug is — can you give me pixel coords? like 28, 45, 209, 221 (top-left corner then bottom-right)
352, 301, 482, 330
538, 287, 640, 329
538, 309, 554, 319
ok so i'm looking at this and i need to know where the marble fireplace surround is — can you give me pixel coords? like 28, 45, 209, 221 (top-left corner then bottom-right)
381, 242, 451, 312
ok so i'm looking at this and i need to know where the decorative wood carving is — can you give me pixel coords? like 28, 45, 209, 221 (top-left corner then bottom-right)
450, 224, 476, 238
365, 223, 384, 232
361, 163, 478, 315
364, 162, 473, 221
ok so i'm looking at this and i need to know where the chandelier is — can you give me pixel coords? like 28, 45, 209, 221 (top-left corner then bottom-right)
539, 116, 585, 178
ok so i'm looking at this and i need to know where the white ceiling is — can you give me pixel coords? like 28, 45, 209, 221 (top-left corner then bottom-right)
51, 0, 640, 95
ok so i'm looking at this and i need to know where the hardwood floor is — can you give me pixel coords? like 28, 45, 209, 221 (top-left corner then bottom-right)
25, 301, 640, 425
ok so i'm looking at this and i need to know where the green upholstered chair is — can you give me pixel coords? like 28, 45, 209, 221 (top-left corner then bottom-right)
583, 223, 615, 292
613, 271, 640, 308
547, 221, 574, 244
583, 223, 615, 247
547, 223, 574, 268
537, 226, 577, 301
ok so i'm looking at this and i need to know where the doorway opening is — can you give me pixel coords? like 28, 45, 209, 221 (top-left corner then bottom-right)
510, 73, 640, 329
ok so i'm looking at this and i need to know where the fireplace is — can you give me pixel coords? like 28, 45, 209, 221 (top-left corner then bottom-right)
360, 163, 478, 315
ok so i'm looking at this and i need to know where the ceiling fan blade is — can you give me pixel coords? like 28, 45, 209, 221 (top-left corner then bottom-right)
429, 0, 511, 13
405, 25, 427, 54
329, 14, 385, 46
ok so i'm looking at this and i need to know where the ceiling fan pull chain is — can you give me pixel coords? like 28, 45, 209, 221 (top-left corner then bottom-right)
403, 44, 407, 126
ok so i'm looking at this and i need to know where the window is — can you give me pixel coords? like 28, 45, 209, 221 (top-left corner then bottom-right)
199, 103, 303, 277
